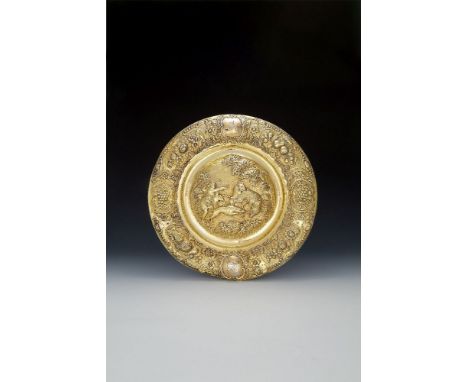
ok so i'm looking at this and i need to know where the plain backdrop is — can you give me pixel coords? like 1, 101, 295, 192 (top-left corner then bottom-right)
107, 2, 361, 381
1, 1, 467, 382
107, 1, 361, 260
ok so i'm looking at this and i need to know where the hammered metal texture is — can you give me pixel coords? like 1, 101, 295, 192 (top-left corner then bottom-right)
148, 115, 317, 280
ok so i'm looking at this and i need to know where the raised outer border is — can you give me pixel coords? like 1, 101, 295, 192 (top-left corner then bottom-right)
148, 114, 318, 280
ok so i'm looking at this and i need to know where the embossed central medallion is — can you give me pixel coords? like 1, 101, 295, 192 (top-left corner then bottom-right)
191, 154, 276, 238
178, 144, 287, 250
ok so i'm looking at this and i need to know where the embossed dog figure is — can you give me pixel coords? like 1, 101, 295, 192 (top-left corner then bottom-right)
200, 183, 226, 218
230, 182, 262, 218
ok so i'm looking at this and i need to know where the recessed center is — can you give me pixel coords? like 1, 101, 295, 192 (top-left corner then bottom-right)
178, 144, 286, 250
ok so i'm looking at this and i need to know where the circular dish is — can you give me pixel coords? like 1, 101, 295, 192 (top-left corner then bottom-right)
148, 115, 317, 280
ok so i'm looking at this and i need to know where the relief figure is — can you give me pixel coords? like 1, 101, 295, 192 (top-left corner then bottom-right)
200, 183, 226, 218
230, 182, 262, 218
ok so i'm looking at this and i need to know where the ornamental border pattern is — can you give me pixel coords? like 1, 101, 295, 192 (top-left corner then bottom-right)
148, 115, 317, 280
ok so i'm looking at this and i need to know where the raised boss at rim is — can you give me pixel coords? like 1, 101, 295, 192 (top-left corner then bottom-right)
148, 115, 317, 280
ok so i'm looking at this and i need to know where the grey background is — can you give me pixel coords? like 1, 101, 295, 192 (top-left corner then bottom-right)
108, 255, 360, 382
107, 1, 360, 381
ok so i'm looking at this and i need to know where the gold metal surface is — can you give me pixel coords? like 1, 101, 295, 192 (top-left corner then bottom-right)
148, 115, 317, 280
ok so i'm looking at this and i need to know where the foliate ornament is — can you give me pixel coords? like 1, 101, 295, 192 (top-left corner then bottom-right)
148, 115, 317, 280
